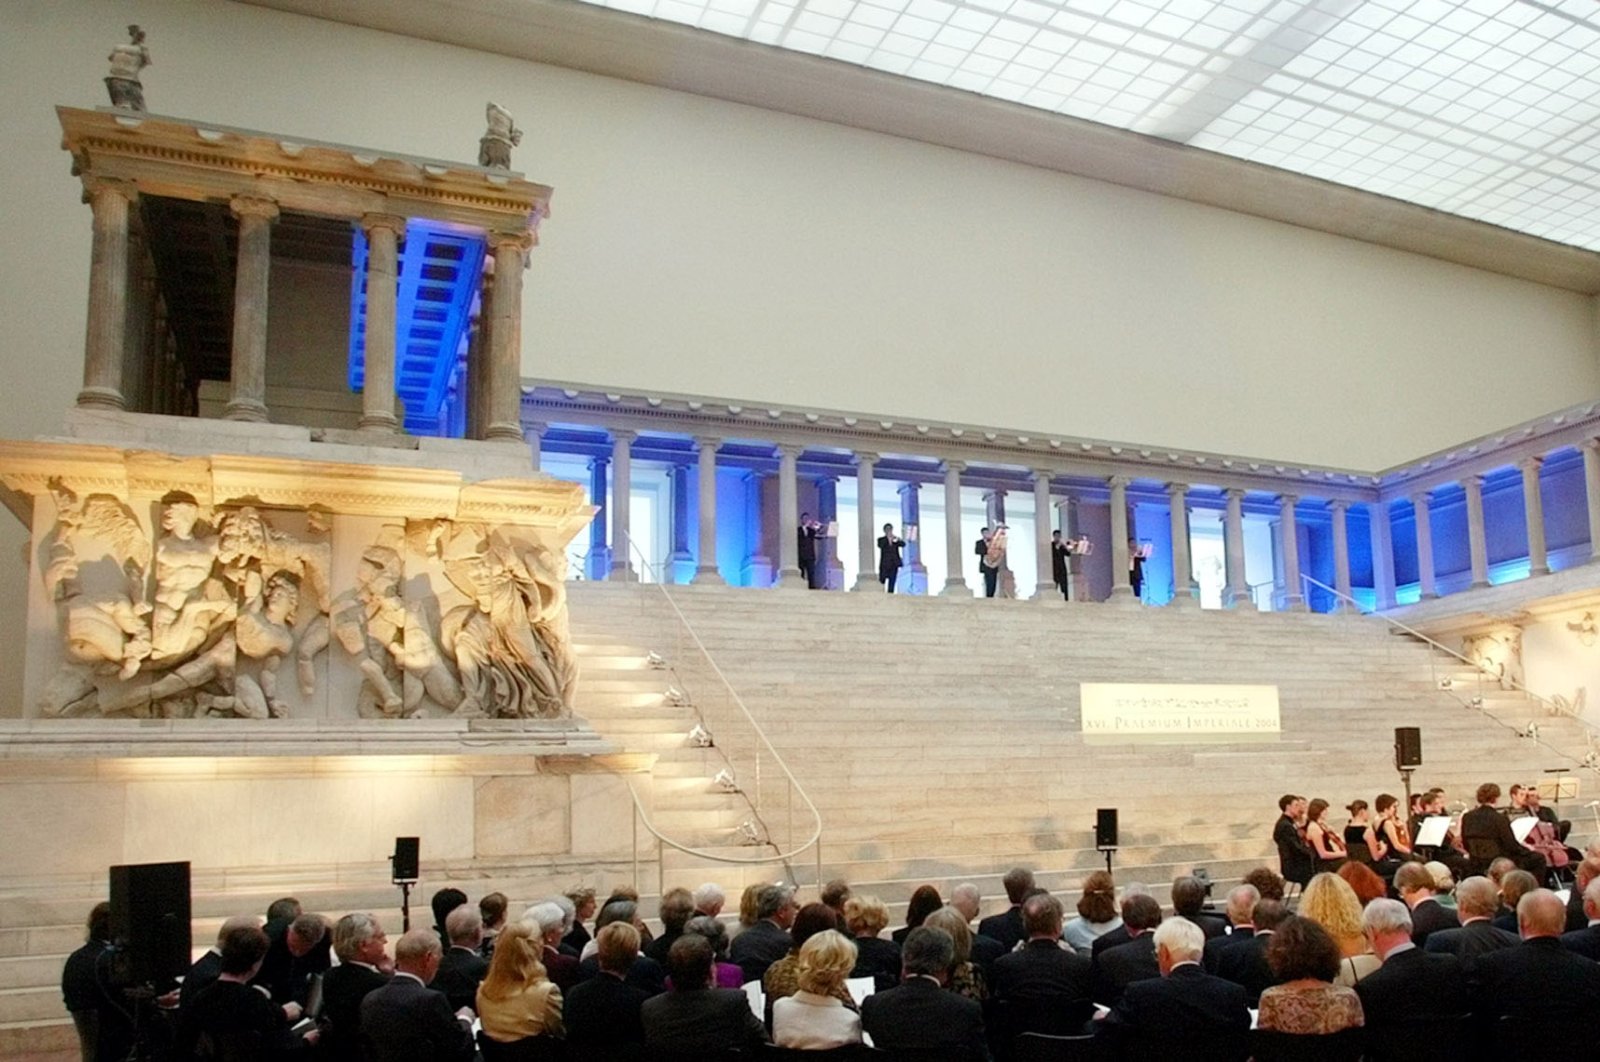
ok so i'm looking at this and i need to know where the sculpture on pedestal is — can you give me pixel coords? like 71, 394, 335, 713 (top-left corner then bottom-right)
479, 102, 522, 170
105, 26, 151, 112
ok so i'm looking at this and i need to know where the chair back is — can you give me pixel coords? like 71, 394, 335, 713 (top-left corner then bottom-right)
476, 1030, 567, 1061
1011, 1030, 1106, 1062
989, 995, 1096, 1040
1363, 1014, 1467, 1062
1250, 1027, 1364, 1062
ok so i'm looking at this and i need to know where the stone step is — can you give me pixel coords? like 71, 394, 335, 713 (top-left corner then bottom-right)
0, 1018, 77, 1060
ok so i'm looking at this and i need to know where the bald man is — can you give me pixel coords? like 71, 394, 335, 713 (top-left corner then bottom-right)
360, 929, 475, 1062
180, 915, 264, 1013
1469, 889, 1600, 1040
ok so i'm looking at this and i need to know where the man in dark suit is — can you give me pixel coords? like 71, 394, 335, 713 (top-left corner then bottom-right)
1272, 795, 1314, 887
1469, 889, 1600, 1041
1050, 530, 1070, 600
179, 915, 261, 1013
1203, 886, 1259, 973
1461, 782, 1546, 877
877, 523, 905, 593
359, 929, 475, 1062
1092, 894, 1162, 1006
729, 883, 796, 983
643, 886, 694, 965
1355, 898, 1467, 1061
173, 925, 302, 1061
432, 904, 488, 1013
991, 893, 1092, 1036
1423, 876, 1519, 960
1213, 898, 1289, 1004
1561, 878, 1600, 960
949, 884, 1006, 970
1099, 916, 1250, 1060
798, 513, 820, 589
1396, 862, 1459, 946
642, 935, 766, 1054
318, 912, 392, 1062
566, 922, 652, 1056
1172, 875, 1229, 940
860, 926, 987, 1060
974, 528, 1000, 597
978, 867, 1034, 951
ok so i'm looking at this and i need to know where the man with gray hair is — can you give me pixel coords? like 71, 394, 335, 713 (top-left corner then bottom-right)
729, 883, 795, 983
1560, 877, 1600, 959
359, 928, 475, 1061
949, 882, 1007, 968
1100, 917, 1249, 1057
433, 903, 487, 1012
527, 900, 580, 990
860, 926, 986, 1059
1469, 889, 1600, 1041
991, 892, 1091, 1031
692, 881, 726, 919
319, 913, 391, 1058
1356, 898, 1465, 1056
1203, 884, 1259, 973
980, 867, 1035, 950
1423, 875, 1519, 958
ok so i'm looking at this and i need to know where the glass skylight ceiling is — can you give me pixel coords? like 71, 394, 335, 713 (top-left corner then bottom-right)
576, 0, 1600, 251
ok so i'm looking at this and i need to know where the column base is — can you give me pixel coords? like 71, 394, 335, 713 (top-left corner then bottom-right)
1032, 584, 1061, 603
851, 575, 882, 593
1530, 565, 1551, 577
1225, 587, 1255, 610
777, 568, 808, 590
1280, 595, 1309, 612
76, 387, 126, 412
1470, 579, 1490, 590
690, 566, 725, 586
485, 423, 525, 443
1104, 590, 1140, 609
1167, 593, 1200, 609
608, 562, 638, 583
223, 398, 269, 422
358, 412, 401, 433
939, 578, 973, 598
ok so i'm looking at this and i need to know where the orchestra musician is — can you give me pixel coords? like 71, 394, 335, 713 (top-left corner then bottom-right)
974, 527, 1003, 599
1050, 531, 1070, 601
798, 513, 821, 590
1305, 799, 1347, 874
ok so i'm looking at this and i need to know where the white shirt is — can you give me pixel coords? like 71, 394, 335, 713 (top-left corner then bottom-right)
772, 990, 863, 1049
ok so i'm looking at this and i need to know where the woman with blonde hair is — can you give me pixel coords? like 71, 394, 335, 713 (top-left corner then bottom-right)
1298, 873, 1379, 986
771, 929, 863, 1049
922, 907, 986, 1003
845, 894, 900, 990
476, 921, 564, 1043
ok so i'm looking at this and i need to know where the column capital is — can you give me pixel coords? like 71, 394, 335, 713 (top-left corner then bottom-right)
83, 176, 139, 203
982, 487, 1007, 499
942, 460, 966, 475
1328, 498, 1349, 514
527, 420, 548, 438
812, 472, 840, 485
1583, 437, 1600, 454
1409, 490, 1431, 506
229, 195, 280, 223
1030, 468, 1056, 485
588, 454, 610, 469
693, 435, 722, 453
898, 480, 921, 495
486, 228, 537, 254
1518, 454, 1545, 473
359, 212, 407, 238
853, 451, 880, 467
774, 442, 805, 460
1276, 492, 1299, 507
1224, 486, 1248, 502
1107, 475, 1131, 489
1165, 482, 1189, 495
611, 428, 638, 444
1463, 474, 1484, 491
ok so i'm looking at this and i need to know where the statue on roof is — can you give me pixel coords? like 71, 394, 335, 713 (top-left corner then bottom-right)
479, 102, 522, 170
105, 25, 151, 112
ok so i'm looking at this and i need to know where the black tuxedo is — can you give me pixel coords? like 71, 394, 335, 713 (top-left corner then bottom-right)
974, 537, 999, 597
1423, 919, 1519, 959
991, 938, 1093, 1003
1355, 946, 1466, 1061
1092, 933, 1159, 1006
1100, 963, 1250, 1059
1212, 931, 1277, 1004
1469, 936, 1600, 1038
358, 973, 474, 1062
850, 935, 902, 991
641, 986, 766, 1053
317, 962, 389, 1061
642, 927, 682, 965
729, 919, 792, 983
432, 945, 488, 1012
1051, 541, 1070, 599
978, 906, 1025, 952
1203, 928, 1253, 973
877, 535, 904, 592
1561, 924, 1600, 961
860, 976, 986, 1060
577, 953, 665, 996
798, 525, 819, 588
1090, 924, 1133, 960
1273, 814, 1314, 886
564, 971, 650, 1049
1408, 898, 1460, 946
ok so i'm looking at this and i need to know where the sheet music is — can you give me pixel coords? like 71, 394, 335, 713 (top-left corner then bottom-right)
1414, 815, 1451, 847
1510, 816, 1539, 843
743, 980, 765, 1021
845, 976, 876, 1008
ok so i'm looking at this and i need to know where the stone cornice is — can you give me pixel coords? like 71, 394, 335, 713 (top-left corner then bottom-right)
1375, 402, 1600, 500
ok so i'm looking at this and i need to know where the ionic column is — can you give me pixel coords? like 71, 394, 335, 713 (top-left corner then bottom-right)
776, 444, 806, 589
1370, 502, 1397, 610
1330, 500, 1353, 605
1108, 476, 1134, 601
669, 461, 694, 584
1520, 456, 1549, 576
78, 179, 138, 411
899, 481, 927, 593
1032, 470, 1056, 602
527, 421, 545, 471
940, 461, 971, 597
466, 263, 493, 439
224, 196, 279, 422
609, 430, 638, 581
1223, 488, 1252, 609
1463, 476, 1489, 588
1412, 492, 1438, 599
1584, 440, 1600, 564
588, 455, 611, 582
1278, 494, 1306, 610
692, 436, 724, 585
356, 213, 406, 431
816, 475, 840, 589
852, 452, 879, 592
1167, 483, 1195, 606
485, 231, 533, 443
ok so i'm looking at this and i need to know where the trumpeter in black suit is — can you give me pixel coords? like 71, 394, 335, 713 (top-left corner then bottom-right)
1050, 531, 1071, 601
797, 515, 821, 589
974, 531, 1000, 598
359, 971, 474, 1062
877, 525, 905, 593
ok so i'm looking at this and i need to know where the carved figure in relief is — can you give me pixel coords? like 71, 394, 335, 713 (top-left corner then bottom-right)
149, 492, 232, 663
233, 570, 300, 719
478, 102, 522, 169
40, 479, 151, 683
216, 505, 332, 697
1463, 627, 1524, 692
105, 25, 151, 111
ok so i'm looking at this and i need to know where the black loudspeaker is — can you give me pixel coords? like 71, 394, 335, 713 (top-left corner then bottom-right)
1096, 808, 1119, 850
1394, 727, 1423, 770
391, 837, 419, 882
109, 861, 191, 986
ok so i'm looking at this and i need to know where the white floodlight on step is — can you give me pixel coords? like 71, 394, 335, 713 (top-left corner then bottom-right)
1518, 722, 1540, 741
665, 686, 689, 706
1468, 696, 1485, 710
1583, 751, 1600, 772
713, 768, 739, 793
737, 819, 763, 845
647, 651, 667, 670
687, 724, 713, 748
1437, 677, 1454, 691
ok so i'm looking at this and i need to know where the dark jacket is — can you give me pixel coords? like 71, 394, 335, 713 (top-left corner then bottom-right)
1469, 936, 1600, 1037
358, 973, 474, 1062
432, 945, 488, 1013
1408, 897, 1460, 946
564, 971, 650, 1048
1422, 919, 1519, 960
860, 976, 986, 1060
317, 962, 389, 1061
1100, 963, 1250, 1059
577, 953, 666, 996
1092, 933, 1160, 1006
1212, 930, 1278, 1004
1273, 814, 1314, 886
729, 920, 792, 984
978, 906, 1025, 952
640, 986, 766, 1053
991, 939, 1093, 1002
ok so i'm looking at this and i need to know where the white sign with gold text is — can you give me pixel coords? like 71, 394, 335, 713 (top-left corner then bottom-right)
1080, 683, 1280, 738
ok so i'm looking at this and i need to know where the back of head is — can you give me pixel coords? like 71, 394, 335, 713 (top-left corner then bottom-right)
1265, 916, 1340, 983
446, 904, 483, 946
266, 897, 302, 924
431, 888, 468, 933
1577, 855, 1600, 891
87, 902, 112, 943
1243, 868, 1286, 902
479, 892, 508, 930
1487, 857, 1517, 885
659, 887, 695, 934
595, 921, 640, 974
1517, 889, 1566, 938
1122, 894, 1162, 932
1395, 861, 1434, 895
481, 922, 544, 1000
1278, 794, 1297, 813
1225, 884, 1260, 925
1300, 873, 1363, 944
1003, 867, 1036, 904
1424, 862, 1455, 894
1336, 861, 1387, 907
1021, 892, 1064, 938
1454, 876, 1501, 920
820, 879, 851, 910
289, 913, 327, 953
905, 886, 943, 929
756, 884, 794, 922
1307, 798, 1330, 823
1078, 871, 1118, 924
1152, 917, 1204, 964
692, 882, 725, 914
922, 907, 973, 963
216, 914, 261, 948
395, 928, 443, 975
1170, 876, 1205, 918
1501, 870, 1539, 911
1253, 900, 1291, 933
739, 884, 763, 926
1360, 898, 1412, 938
1476, 782, 1501, 806
901, 926, 954, 978
796, 929, 857, 995
792, 903, 840, 949
220, 925, 271, 976
683, 914, 728, 958
332, 913, 381, 964
592, 899, 636, 935
844, 895, 888, 937
667, 933, 714, 990
527, 900, 567, 939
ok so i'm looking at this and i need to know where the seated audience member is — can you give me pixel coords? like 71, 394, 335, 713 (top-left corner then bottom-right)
993, 892, 1092, 1013
641, 935, 766, 1054
978, 867, 1035, 950
1493, 869, 1539, 933
1203, 885, 1260, 973
1470, 888, 1600, 1041
1214, 898, 1290, 1004
1062, 870, 1122, 956
763, 903, 851, 1013
181, 915, 262, 1013
1299, 872, 1380, 986
1461, 782, 1546, 877
478, 892, 508, 962
923, 907, 987, 1003
432, 904, 488, 1013
528, 900, 582, 990
1091, 893, 1162, 1006
734, 883, 763, 937
550, 895, 580, 957
643, 886, 694, 965
1336, 860, 1388, 908
1273, 794, 1315, 887
475, 922, 563, 1045
605, 887, 653, 948
317, 912, 390, 1062
359, 928, 475, 1062
1396, 861, 1459, 946
1242, 866, 1286, 903
429, 889, 468, 947
1090, 883, 1152, 959
730, 884, 797, 984
576, 901, 666, 995
1256, 916, 1364, 1035
860, 926, 986, 1061
1100, 916, 1250, 1058
1172, 875, 1229, 939
61, 901, 133, 1062
1561, 879, 1600, 960
891, 884, 943, 945
1355, 898, 1466, 1058
1568, 852, 1600, 932
772, 929, 863, 1049
564, 922, 650, 1053
949, 882, 1007, 968
819, 878, 851, 925
681, 915, 743, 988
1425, 861, 1458, 908
845, 894, 902, 991
1423, 875, 1519, 959
692, 881, 726, 920
561, 887, 596, 955
174, 924, 308, 1059
255, 911, 328, 1008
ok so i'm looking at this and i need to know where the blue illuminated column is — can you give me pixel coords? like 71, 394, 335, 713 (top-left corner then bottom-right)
742, 470, 773, 587
669, 462, 695, 584
692, 436, 725, 585
899, 481, 927, 595
940, 461, 971, 597
1584, 440, 1600, 563
1108, 476, 1134, 603
816, 474, 841, 589
1411, 491, 1438, 599
852, 453, 879, 592
1278, 493, 1306, 610
609, 430, 638, 582
1167, 482, 1195, 607
1330, 500, 1353, 605
776, 444, 806, 589
527, 421, 545, 472
1032, 469, 1056, 602
1224, 488, 1252, 609
1463, 476, 1489, 588
1370, 502, 1397, 609
1520, 456, 1549, 576
587, 455, 611, 582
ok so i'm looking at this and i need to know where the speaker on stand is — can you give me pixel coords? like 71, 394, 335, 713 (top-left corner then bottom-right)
1096, 809, 1119, 875
390, 837, 419, 931
1394, 727, 1422, 811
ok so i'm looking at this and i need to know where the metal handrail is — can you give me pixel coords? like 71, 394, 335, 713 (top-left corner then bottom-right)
605, 533, 824, 890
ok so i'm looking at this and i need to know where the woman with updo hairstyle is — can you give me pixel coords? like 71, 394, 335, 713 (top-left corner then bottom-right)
891, 885, 944, 945
1062, 870, 1121, 956
845, 895, 901, 990
1257, 916, 1364, 1035
681, 914, 744, 988
1305, 799, 1348, 874
1298, 873, 1379, 986
1373, 793, 1416, 861
476, 921, 564, 1043
771, 930, 863, 1049
922, 906, 986, 1003
733, 883, 763, 938
1345, 799, 1402, 880
763, 903, 856, 1015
